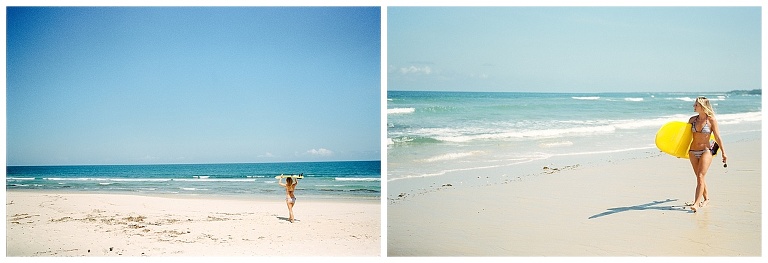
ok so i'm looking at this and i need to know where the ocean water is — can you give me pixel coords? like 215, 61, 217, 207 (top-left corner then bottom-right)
6, 161, 380, 200
387, 91, 761, 189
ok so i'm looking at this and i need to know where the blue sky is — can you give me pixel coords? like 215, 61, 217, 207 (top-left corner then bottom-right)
6, 7, 381, 165
388, 7, 762, 93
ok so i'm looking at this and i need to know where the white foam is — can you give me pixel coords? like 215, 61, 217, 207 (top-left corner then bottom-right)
180, 187, 209, 191
673, 97, 695, 102
388, 157, 540, 182
173, 178, 256, 182
624, 97, 644, 102
388, 107, 415, 114
334, 178, 380, 182
539, 141, 574, 148
717, 111, 762, 124
6, 177, 35, 180
44, 177, 110, 181
434, 125, 617, 143
572, 96, 600, 100
107, 178, 172, 182
422, 151, 481, 162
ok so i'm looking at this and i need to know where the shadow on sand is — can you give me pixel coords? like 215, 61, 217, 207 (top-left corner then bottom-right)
588, 198, 690, 219
276, 216, 300, 222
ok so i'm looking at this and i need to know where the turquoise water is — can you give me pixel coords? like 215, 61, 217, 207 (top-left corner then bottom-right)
6, 161, 380, 200
387, 91, 761, 185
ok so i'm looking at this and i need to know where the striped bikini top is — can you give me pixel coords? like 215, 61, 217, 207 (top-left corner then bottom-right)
692, 117, 711, 134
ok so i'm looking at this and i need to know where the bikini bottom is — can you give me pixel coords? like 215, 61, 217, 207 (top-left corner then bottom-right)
689, 148, 711, 159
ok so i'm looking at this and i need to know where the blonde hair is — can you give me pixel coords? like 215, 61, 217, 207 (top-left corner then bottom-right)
696, 97, 715, 117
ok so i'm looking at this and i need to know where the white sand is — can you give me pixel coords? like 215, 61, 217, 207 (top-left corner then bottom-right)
388, 138, 761, 256
6, 193, 379, 256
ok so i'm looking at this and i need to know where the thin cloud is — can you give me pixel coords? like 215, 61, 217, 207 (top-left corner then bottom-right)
307, 148, 333, 156
400, 65, 432, 75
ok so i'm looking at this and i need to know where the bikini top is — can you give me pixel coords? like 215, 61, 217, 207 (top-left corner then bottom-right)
692, 117, 711, 134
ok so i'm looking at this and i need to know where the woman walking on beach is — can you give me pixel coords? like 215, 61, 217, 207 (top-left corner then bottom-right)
687, 97, 727, 212
278, 176, 299, 223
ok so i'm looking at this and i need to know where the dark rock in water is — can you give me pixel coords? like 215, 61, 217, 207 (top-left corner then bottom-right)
442, 184, 453, 187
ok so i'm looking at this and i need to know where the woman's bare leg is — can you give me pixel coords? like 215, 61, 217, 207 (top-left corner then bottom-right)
688, 154, 702, 212
287, 202, 295, 223
697, 152, 713, 208
688, 152, 713, 212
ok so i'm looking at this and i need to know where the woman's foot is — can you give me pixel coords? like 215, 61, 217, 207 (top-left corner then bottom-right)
701, 199, 710, 207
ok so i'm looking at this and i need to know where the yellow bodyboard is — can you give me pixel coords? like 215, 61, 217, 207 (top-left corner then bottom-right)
655, 121, 716, 159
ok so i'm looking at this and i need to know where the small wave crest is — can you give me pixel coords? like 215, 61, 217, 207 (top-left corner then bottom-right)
434, 125, 617, 143
572, 96, 600, 100
334, 177, 380, 182
672, 96, 726, 102
174, 178, 257, 182
718, 111, 762, 124
388, 108, 415, 114
673, 97, 695, 102
422, 151, 482, 162
180, 187, 209, 191
388, 136, 441, 145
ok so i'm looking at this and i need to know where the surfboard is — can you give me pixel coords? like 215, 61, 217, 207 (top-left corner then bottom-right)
655, 121, 717, 158
275, 174, 304, 179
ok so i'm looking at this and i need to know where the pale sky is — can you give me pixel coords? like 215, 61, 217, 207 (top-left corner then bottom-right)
7, 7, 381, 165
388, 7, 761, 93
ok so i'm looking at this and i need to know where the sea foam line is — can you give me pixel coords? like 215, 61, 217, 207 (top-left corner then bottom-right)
434, 125, 618, 143
41, 178, 258, 182
408, 112, 760, 144
388, 158, 541, 182
334, 178, 380, 182
6, 177, 35, 180
388, 145, 660, 182
421, 151, 482, 162
388, 108, 415, 114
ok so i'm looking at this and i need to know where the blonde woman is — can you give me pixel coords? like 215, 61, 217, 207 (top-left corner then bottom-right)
278, 176, 299, 222
687, 97, 727, 212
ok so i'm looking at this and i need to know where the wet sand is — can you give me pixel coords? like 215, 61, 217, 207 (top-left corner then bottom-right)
388, 138, 761, 256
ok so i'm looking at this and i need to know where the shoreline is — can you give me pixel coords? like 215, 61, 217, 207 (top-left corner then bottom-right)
388, 137, 761, 256
6, 191, 380, 256
5, 188, 380, 204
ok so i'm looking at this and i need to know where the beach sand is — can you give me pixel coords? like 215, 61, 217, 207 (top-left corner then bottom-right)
388, 138, 761, 256
6, 192, 380, 256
